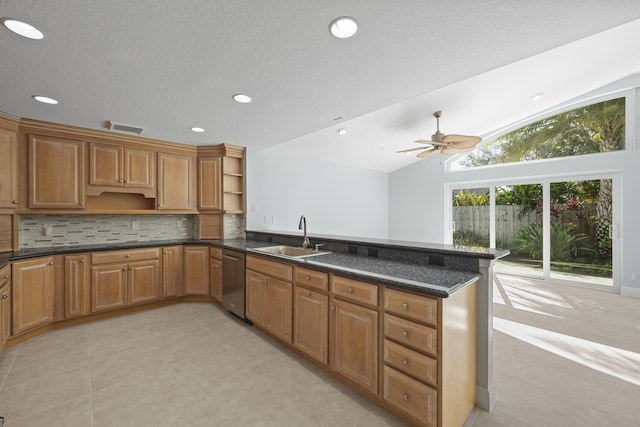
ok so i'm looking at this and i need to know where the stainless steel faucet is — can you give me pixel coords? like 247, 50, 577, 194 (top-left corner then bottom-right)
298, 215, 310, 248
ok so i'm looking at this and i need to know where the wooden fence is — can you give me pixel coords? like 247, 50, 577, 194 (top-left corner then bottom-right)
453, 204, 597, 246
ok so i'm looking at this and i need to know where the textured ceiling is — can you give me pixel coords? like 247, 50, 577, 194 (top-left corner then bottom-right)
1, 1, 640, 172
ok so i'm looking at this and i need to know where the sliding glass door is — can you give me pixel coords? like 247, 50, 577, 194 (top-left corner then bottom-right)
448, 174, 619, 290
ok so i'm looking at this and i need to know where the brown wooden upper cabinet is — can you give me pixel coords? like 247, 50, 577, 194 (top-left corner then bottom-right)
88, 142, 156, 197
198, 156, 222, 211
28, 135, 85, 210
0, 126, 18, 209
157, 152, 196, 211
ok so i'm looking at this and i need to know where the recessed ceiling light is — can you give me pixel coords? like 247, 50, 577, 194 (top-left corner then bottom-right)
329, 17, 358, 39
233, 94, 252, 103
336, 128, 347, 135
32, 95, 58, 105
2, 18, 44, 40
190, 127, 205, 133
531, 93, 543, 101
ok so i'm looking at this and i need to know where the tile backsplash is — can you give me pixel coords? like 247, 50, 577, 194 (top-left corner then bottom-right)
19, 215, 197, 249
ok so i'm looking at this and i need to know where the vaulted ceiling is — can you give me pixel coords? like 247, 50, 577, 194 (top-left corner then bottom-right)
2, 1, 640, 172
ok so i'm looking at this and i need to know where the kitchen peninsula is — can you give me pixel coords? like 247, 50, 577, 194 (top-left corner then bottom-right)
0, 228, 507, 427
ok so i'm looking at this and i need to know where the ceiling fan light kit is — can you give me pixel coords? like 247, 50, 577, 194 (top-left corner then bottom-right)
399, 110, 482, 158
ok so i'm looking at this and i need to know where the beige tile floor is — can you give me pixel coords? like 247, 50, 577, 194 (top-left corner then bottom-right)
0, 276, 638, 426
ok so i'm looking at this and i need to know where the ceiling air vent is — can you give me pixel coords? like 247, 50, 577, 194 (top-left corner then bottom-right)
106, 121, 144, 135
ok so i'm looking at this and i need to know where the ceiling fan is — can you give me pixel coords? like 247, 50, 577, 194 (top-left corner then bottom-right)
398, 111, 482, 158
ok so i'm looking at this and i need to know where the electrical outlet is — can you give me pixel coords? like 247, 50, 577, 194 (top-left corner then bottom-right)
631, 274, 638, 282
251, 204, 256, 213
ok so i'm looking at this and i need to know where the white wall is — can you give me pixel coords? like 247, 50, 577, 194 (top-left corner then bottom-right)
389, 78, 640, 294
245, 148, 389, 239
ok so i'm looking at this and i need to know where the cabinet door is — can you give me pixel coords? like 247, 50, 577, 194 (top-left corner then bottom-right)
28, 135, 85, 209
124, 148, 155, 188
128, 260, 160, 305
330, 297, 378, 395
162, 246, 184, 298
210, 257, 222, 302
246, 270, 268, 327
64, 254, 90, 319
0, 267, 11, 348
91, 264, 127, 313
184, 246, 209, 294
198, 156, 222, 210
89, 143, 122, 186
294, 285, 328, 365
12, 257, 56, 335
0, 127, 18, 209
157, 152, 196, 211
267, 277, 292, 343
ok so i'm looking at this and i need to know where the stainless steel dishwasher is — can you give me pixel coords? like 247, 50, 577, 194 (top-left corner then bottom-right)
222, 249, 246, 319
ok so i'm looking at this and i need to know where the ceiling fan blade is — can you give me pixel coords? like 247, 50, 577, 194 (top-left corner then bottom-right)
397, 146, 431, 153
413, 139, 434, 145
441, 134, 482, 146
417, 148, 438, 158
441, 146, 474, 154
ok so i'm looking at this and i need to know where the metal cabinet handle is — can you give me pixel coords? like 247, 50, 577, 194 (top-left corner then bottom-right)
402, 331, 409, 338
119, 179, 124, 183
2, 292, 9, 299
331, 306, 336, 311
125, 254, 130, 258
12, 200, 18, 204
402, 359, 409, 367
2, 276, 8, 280
402, 393, 409, 402
402, 303, 409, 311
49, 261, 54, 265
347, 287, 353, 293
78, 259, 84, 263
306, 292, 312, 297
305, 275, 311, 281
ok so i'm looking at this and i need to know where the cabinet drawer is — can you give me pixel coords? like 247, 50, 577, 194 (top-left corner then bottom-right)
0, 263, 10, 287
210, 247, 222, 260
294, 267, 328, 292
384, 339, 437, 387
246, 255, 292, 281
384, 314, 437, 356
384, 287, 438, 326
383, 366, 437, 427
91, 248, 160, 265
332, 276, 378, 307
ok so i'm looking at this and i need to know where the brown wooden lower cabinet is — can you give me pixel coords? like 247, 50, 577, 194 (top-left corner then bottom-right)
209, 254, 222, 303
162, 246, 184, 299
12, 257, 56, 335
0, 263, 11, 349
293, 284, 328, 365
90, 248, 161, 313
184, 246, 210, 295
245, 256, 293, 343
64, 254, 90, 319
330, 296, 379, 395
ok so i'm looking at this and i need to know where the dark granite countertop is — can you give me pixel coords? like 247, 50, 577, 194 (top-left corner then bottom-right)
0, 233, 499, 298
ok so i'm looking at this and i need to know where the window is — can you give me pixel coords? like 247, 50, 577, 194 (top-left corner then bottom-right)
451, 97, 625, 170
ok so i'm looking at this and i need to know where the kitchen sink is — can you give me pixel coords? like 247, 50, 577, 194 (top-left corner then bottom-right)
253, 245, 331, 258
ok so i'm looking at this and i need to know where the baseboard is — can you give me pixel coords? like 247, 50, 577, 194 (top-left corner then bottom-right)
621, 285, 640, 298
475, 384, 496, 411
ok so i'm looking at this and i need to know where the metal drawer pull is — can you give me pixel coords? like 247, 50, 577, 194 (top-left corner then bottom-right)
305, 275, 311, 281
307, 292, 312, 297
347, 287, 353, 293
49, 261, 54, 265
2, 293, 9, 299
402, 359, 409, 367
402, 331, 409, 338
402, 303, 409, 310
402, 393, 410, 402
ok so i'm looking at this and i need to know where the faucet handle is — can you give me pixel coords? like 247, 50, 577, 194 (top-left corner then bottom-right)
314, 243, 325, 251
